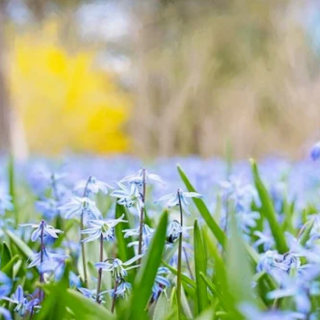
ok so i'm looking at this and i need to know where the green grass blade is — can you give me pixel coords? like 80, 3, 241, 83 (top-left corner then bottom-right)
128, 210, 168, 320
194, 220, 208, 314
7, 155, 18, 226
250, 159, 288, 253
177, 165, 227, 248
6, 230, 33, 258
0, 242, 12, 269
115, 203, 135, 263
226, 213, 255, 313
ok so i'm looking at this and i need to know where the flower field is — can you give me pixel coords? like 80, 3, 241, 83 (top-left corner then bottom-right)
1, 151, 320, 320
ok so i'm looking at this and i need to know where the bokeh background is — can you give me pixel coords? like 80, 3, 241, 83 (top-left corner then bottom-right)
0, 0, 320, 160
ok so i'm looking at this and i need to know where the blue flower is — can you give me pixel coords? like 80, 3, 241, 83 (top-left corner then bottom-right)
167, 220, 192, 243
152, 267, 170, 300
0, 272, 11, 298
78, 287, 108, 302
109, 281, 131, 298
35, 198, 60, 220
28, 248, 68, 269
0, 307, 12, 320
81, 215, 127, 243
257, 250, 288, 274
74, 176, 112, 196
123, 224, 154, 252
95, 256, 142, 280
110, 183, 143, 211
311, 142, 320, 161
267, 267, 320, 314
155, 189, 202, 215
0, 187, 13, 215
2, 286, 39, 317
240, 303, 305, 320
59, 197, 102, 220
21, 220, 63, 242
120, 169, 165, 186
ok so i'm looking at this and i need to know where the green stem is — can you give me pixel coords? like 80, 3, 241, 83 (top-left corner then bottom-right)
96, 233, 104, 303
138, 168, 146, 264
80, 212, 88, 287
177, 190, 183, 320
80, 176, 92, 287
111, 279, 119, 313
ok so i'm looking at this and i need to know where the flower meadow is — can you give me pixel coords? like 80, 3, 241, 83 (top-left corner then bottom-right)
1, 149, 320, 320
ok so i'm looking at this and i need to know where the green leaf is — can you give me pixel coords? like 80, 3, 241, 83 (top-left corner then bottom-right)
250, 159, 288, 253
161, 260, 196, 289
1, 242, 12, 269
128, 210, 168, 320
177, 165, 226, 248
7, 155, 17, 226
65, 290, 115, 320
299, 219, 314, 247
115, 203, 135, 263
1, 255, 19, 278
194, 220, 208, 314
153, 292, 170, 320
226, 212, 255, 315
6, 230, 33, 258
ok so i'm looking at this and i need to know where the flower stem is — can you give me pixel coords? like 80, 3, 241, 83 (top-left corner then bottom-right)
111, 279, 119, 313
177, 190, 183, 320
80, 176, 92, 287
80, 212, 88, 287
138, 168, 146, 263
39, 220, 45, 302
96, 233, 104, 303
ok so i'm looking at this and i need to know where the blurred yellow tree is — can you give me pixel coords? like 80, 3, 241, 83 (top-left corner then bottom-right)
8, 21, 131, 155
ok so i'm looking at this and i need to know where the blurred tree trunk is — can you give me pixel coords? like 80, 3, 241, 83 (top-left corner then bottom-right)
0, 2, 11, 152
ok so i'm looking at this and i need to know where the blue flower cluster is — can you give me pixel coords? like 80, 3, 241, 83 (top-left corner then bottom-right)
1, 142, 320, 319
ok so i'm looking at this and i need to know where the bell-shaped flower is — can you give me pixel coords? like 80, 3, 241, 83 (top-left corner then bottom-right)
166, 220, 192, 244
109, 281, 131, 298
155, 189, 202, 215
2, 286, 39, 317
21, 220, 63, 242
120, 169, 165, 186
74, 176, 112, 196
111, 183, 144, 211
95, 255, 142, 281
81, 215, 127, 243
59, 197, 102, 220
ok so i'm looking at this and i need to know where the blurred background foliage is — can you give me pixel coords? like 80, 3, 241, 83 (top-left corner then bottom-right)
0, 0, 320, 159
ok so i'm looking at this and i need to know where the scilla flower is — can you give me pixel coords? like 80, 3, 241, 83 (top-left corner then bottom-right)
59, 197, 102, 220
151, 267, 170, 301
21, 220, 63, 242
109, 281, 131, 298
3, 286, 39, 317
81, 215, 127, 242
95, 256, 142, 281
166, 220, 192, 244
111, 183, 144, 211
78, 288, 108, 302
74, 176, 112, 195
120, 169, 165, 186
155, 189, 202, 215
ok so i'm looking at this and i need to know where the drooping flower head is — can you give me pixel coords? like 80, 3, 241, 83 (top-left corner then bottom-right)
81, 214, 127, 242
155, 189, 202, 215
